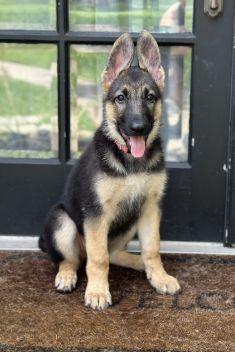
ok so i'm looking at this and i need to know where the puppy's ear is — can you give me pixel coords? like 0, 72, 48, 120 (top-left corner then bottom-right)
137, 30, 165, 90
102, 33, 134, 89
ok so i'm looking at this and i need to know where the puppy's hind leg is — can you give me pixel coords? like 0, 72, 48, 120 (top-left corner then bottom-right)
41, 205, 85, 293
109, 226, 145, 271
54, 211, 85, 293
110, 250, 144, 271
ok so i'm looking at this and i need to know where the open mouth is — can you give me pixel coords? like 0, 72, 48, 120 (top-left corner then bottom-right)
120, 129, 147, 158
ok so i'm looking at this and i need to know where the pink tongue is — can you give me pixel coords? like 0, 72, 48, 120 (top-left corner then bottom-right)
129, 136, 146, 158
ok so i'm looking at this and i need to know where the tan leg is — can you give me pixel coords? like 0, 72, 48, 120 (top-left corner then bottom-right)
53, 211, 82, 292
84, 219, 112, 310
138, 202, 180, 295
109, 226, 144, 271
55, 260, 78, 292
110, 250, 144, 271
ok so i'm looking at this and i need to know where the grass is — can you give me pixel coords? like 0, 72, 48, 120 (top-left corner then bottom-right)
70, 9, 161, 25
69, 0, 194, 32
0, 43, 57, 158
0, 76, 57, 116
0, 0, 193, 32
70, 47, 108, 81
77, 106, 96, 132
0, 43, 57, 119
0, 43, 192, 131
0, 43, 57, 69
0, 0, 56, 29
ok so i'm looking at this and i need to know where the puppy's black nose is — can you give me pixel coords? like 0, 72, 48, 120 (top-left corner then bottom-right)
130, 120, 146, 134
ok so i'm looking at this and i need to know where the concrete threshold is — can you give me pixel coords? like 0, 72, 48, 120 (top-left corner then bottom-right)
0, 236, 235, 255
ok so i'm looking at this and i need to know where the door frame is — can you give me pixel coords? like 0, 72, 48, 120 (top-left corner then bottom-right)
189, 0, 235, 243
225, 26, 235, 246
0, 0, 234, 246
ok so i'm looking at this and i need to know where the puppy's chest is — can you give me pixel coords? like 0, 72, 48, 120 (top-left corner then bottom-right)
95, 172, 166, 218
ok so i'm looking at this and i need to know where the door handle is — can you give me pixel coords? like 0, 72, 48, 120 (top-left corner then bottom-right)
204, 0, 223, 18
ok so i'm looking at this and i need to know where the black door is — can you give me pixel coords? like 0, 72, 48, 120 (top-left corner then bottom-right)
0, 0, 234, 244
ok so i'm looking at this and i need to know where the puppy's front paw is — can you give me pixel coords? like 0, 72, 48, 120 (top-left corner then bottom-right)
85, 287, 112, 310
55, 270, 77, 293
148, 272, 181, 295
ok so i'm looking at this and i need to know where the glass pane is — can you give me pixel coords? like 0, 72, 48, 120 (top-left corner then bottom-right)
69, 0, 193, 33
0, 0, 56, 30
70, 44, 191, 162
0, 44, 58, 159
161, 46, 191, 162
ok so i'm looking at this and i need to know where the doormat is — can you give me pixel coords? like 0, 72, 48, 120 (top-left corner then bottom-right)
1, 251, 235, 352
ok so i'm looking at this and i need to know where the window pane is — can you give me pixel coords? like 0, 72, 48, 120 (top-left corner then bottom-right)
70, 44, 191, 162
69, 0, 193, 33
0, 44, 58, 159
0, 0, 56, 30
161, 46, 191, 162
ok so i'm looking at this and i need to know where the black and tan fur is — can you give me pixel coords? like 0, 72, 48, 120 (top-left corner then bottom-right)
39, 31, 180, 310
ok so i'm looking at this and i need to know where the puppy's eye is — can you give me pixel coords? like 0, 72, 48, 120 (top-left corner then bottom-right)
116, 94, 125, 103
146, 94, 156, 103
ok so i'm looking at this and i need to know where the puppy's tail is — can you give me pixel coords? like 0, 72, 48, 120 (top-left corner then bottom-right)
38, 203, 65, 254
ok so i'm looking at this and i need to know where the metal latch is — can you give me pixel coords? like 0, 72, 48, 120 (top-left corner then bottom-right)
204, 0, 223, 18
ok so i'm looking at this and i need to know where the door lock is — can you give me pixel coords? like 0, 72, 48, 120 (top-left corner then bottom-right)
204, 0, 223, 18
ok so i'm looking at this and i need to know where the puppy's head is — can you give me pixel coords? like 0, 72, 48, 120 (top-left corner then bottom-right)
101, 31, 165, 158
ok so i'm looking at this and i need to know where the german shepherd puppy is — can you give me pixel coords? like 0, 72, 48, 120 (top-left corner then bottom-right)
39, 31, 180, 310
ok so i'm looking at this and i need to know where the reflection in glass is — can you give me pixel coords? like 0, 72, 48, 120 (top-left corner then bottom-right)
0, 44, 58, 158
69, 0, 193, 33
70, 45, 191, 162
161, 46, 191, 162
0, 0, 56, 30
